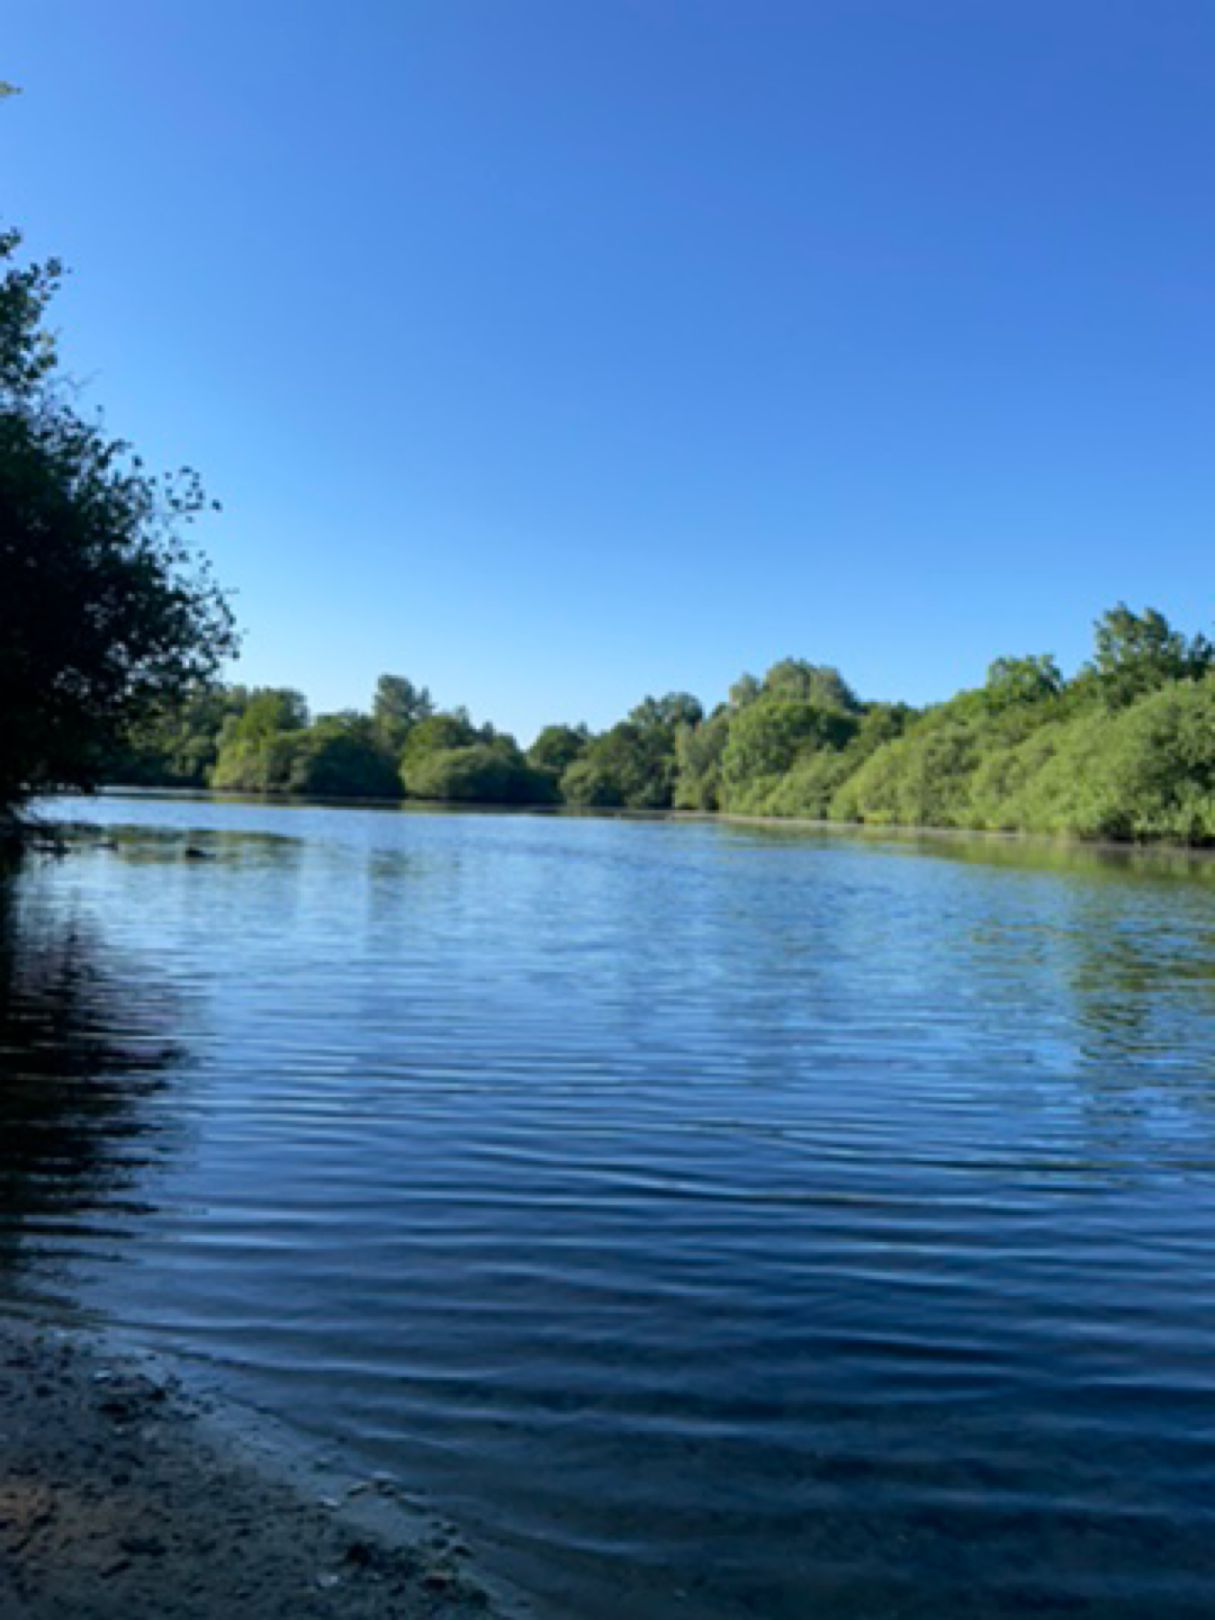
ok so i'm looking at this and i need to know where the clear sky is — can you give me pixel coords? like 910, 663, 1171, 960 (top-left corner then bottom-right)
5, 1, 1213, 741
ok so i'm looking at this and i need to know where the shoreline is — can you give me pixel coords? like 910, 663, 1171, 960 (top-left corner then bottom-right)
33, 787, 1215, 864
709, 810, 1215, 863
0, 1311, 532, 1620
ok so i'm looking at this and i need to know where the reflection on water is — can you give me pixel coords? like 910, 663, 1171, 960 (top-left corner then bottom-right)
0, 859, 184, 1300
4, 800, 1215, 1619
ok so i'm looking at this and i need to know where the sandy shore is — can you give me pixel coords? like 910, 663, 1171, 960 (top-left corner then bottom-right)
0, 1315, 530, 1620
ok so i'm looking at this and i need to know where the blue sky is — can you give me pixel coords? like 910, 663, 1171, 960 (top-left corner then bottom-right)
6, 1, 1213, 741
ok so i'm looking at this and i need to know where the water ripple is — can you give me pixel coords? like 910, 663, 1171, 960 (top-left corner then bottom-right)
3, 799, 1215, 1618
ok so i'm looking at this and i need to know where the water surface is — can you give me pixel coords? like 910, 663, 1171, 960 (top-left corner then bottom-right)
3, 797, 1215, 1618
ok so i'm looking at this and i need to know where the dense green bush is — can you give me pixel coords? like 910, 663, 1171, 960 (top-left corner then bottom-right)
404, 743, 558, 805
990, 682, 1215, 841
720, 700, 858, 806
757, 706, 912, 819
286, 716, 401, 799
561, 695, 700, 810
833, 712, 978, 828
561, 723, 672, 809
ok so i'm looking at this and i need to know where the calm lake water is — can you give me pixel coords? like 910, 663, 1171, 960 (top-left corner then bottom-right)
4, 796, 1215, 1618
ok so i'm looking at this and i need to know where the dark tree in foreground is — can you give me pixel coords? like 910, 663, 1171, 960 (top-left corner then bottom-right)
0, 230, 236, 816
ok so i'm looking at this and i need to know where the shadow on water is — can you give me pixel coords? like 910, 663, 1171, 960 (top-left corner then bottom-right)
0, 852, 186, 1305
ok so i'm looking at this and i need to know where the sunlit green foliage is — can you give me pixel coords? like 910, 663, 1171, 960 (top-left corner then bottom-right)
210, 689, 309, 792
973, 682, 1215, 841
831, 617, 1215, 843
708, 659, 868, 815
983, 654, 1062, 710
208, 690, 398, 798
673, 710, 730, 810
720, 700, 859, 810
752, 659, 860, 712
399, 711, 480, 773
286, 713, 401, 799
832, 704, 980, 828
405, 741, 559, 805
1084, 603, 1213, 709
373, 673, 433, 754
759, 703, 913, 819
398, 710, 557, 804
628, 692, 705, 732
562, 723, 669, 809
113, 604, 1215, 841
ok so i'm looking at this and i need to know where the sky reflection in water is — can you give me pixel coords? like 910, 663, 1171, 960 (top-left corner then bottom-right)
3, 800, 1215, 1619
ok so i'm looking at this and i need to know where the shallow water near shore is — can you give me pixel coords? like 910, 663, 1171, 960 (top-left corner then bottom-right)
4, 795, 1215, 1618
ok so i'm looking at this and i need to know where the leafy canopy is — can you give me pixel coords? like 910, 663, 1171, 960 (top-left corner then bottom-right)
0, 230, 236, 811
1085, 603, 1213, 707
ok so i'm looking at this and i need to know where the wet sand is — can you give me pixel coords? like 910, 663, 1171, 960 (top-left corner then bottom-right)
0, 1316, 528, 1620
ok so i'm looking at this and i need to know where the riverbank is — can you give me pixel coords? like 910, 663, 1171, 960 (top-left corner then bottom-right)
30, 787, 1215, 860
0, 1315, 525, 1620
710, 810, 1215, 862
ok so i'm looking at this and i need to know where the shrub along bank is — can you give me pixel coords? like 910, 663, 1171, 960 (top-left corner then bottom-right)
111, 606, 1215, 845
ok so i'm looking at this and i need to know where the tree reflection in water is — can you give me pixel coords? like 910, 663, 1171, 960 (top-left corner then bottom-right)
0, 856, 185, 1297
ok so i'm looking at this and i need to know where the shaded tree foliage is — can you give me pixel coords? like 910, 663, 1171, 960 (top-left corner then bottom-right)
528, 723, 589, 776
562, 692, 701, 810
0, 231, 236, 814
110, 684, 250, 787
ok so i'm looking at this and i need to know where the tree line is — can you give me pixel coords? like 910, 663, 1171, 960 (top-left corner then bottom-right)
110, 604, 1215, 844
4, 226, 1214, 847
